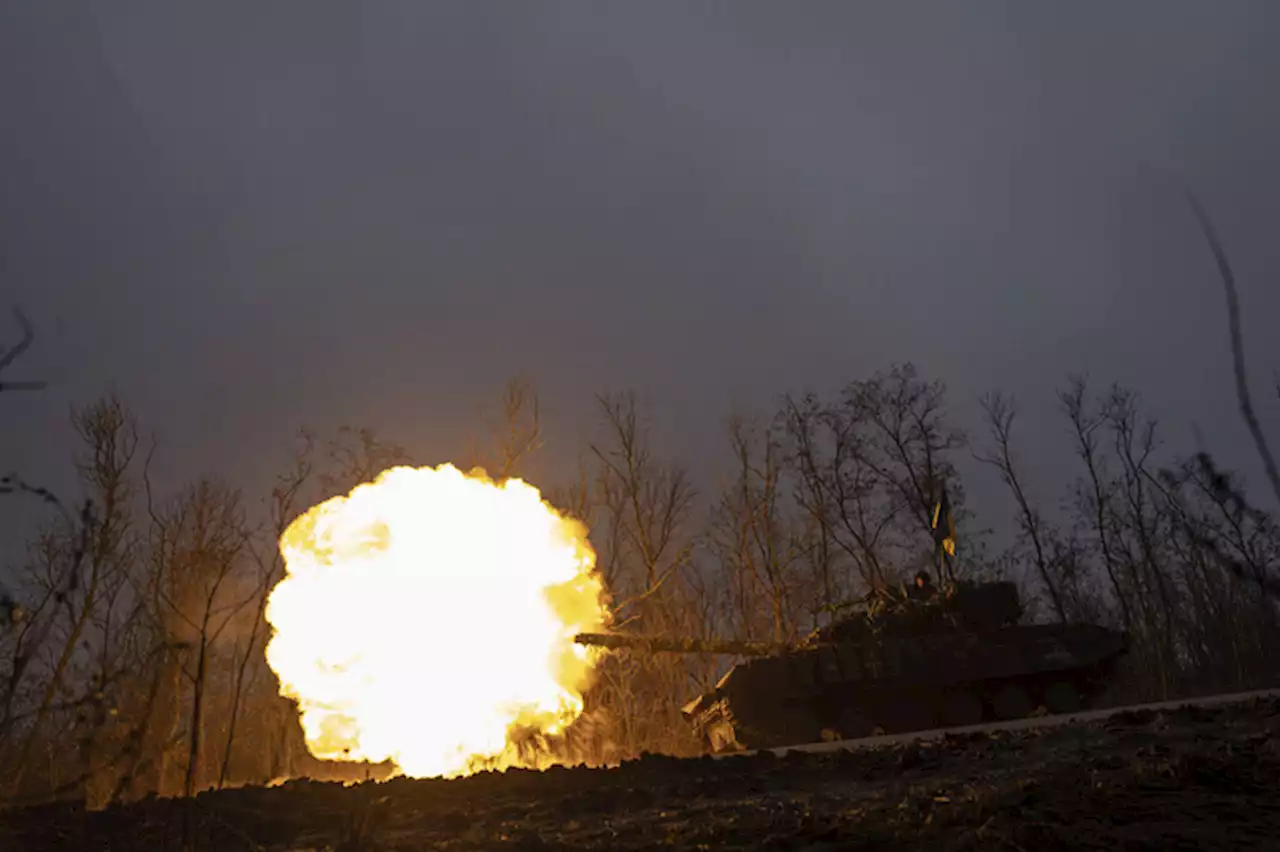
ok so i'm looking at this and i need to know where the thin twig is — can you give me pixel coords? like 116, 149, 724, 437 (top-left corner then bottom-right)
1185, 189, 1280, 509
0, 306, 47, 391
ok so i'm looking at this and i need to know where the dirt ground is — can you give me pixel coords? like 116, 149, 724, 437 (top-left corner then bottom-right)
3, 696, 1278, 852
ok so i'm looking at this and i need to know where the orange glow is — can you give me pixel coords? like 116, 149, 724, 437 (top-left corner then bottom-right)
263, 464, 608, 778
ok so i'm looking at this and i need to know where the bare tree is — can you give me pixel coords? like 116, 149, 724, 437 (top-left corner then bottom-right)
1060, 376, 1133, 630
1050, 360, 1280, 702
778, 364, 968, 601
466, 375, 543, 480
2, 305, 89, 648
0, 391, 181, 812
132, 474, 255, 849
782, 391, 890, 591
589, 392, 696, 630
583, 391, 702, 757
316, 426, 411, 497
1156, 455, 1280, 690
1149, 190, 1280, 603
217, 437, 313, 789
66, 397, 146, 808
975, 391, 1069, 621
0, 397, 139, 801
1158, 189, 1280, 623
709, 414, 801, 643
1107, 387, 1181, 695
777, 393, 844, 611
844, 364, 966, 538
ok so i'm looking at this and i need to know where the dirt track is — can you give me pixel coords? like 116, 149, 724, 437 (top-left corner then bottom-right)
3, 693, 1278, 851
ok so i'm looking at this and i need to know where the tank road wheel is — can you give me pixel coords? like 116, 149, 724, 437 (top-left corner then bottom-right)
779, 706, 825, 749
1042, 681, 1081, 715
835, 709, 875, 741
938, 690, 984, 728
991, 684, 1033, 721
882, 696, 937, 734
738, 704, 824, 751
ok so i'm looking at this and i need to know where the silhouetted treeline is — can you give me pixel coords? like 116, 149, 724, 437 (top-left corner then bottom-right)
4, 191, 1279, 808
5, 360, 1277, 809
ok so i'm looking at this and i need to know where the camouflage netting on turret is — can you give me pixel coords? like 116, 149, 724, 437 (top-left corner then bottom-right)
808, 579, 1023, 645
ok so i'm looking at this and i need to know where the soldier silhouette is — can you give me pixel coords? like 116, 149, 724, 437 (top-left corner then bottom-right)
908, 570, 935, 600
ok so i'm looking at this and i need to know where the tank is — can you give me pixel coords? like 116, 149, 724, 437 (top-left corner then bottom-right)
574, 578, 1129, 753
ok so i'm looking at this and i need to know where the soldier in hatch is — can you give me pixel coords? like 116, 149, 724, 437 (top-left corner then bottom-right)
907, 570, 936, 601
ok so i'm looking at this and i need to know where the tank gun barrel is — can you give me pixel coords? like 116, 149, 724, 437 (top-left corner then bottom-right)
573, 632, 788, 656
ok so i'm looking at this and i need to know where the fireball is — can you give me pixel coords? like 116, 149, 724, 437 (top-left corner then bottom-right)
263, 464, 609, 779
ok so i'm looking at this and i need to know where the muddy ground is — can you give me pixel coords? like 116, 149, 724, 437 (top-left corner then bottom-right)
3, 696, 1278, 851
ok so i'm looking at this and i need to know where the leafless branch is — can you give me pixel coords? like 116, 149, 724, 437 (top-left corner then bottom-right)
1185, 189, 1280, 509
974, 391, 1067, 621
0, 306, 47, 392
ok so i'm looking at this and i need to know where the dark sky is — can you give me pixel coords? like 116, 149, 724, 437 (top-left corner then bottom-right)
3, 2, 1280, 534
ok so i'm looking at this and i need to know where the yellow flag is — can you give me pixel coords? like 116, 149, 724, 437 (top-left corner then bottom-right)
932, 485, 956, 557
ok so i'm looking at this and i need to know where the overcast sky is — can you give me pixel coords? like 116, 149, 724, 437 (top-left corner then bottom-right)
3, 1, 1279, 538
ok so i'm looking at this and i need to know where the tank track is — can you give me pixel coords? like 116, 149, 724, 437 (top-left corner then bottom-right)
691, 658, 1122, 752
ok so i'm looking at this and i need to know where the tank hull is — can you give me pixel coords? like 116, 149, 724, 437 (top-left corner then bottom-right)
681, 622, 1129, 751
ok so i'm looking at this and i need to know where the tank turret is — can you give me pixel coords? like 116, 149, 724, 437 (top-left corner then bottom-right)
574, 578, 1129, 753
